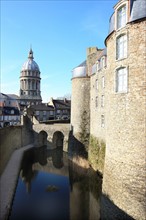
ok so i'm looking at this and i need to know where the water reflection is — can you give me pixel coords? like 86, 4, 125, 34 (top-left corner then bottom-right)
9, 146, 102, 220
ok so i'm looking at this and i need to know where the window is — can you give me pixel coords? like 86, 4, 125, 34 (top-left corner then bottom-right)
92, 64, 96, 74
95, 79, 98, 90
63, 109, 67, 113
50, 111, 54, 115
101, 95, 105, 107
35, 111, 39, 116
43, 111, 46, 116
57, 110, 61, 114
101, 115, 105, 128
95, 96, 98, 108
117, 5, 126, 29
116, 35, 127, 60
101, 57, 106, 69
96, 62, 99, 71
116, 67, 128, 93
102, 76, 105, 89
11, 110, 14, 114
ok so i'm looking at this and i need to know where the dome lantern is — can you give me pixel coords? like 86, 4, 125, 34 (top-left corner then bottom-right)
28, 48, 34, 60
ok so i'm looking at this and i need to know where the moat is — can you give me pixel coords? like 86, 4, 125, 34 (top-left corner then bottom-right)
8, 146, 102, 220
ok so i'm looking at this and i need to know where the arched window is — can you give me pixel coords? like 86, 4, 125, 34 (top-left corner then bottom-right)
116, 34, 127, 60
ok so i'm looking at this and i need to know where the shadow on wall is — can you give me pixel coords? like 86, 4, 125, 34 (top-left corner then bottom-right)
101, 194, 135, 220
68, 129, 88, 159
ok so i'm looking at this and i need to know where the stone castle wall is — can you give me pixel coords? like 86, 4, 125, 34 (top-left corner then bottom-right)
89, 65, 106, 173
71, 14, 145, 220
0, 116, 34, 175
102, 20, 146, 220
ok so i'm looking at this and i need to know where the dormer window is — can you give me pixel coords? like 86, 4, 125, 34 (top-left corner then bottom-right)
117, 4, 126, 29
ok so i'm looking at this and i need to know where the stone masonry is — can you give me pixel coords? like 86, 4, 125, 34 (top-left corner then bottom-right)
71, 0, 146, 219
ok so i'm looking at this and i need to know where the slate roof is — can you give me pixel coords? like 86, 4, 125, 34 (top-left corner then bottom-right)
130, 0, 146, 22
52, 99, 71, 110
29, 103, 54, 111
77, 60, 86, 68
97, 48, 107, 60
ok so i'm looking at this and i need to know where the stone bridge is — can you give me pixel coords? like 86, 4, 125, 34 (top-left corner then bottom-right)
33, 123, 71, 152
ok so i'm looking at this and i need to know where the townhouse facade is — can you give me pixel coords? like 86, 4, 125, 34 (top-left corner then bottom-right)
0, 93, 20, 127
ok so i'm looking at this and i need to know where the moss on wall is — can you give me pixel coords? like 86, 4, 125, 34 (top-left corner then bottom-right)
89, 135, 106, 175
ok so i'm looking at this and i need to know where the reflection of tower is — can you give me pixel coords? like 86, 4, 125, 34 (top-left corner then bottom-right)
19, 48, 42, 106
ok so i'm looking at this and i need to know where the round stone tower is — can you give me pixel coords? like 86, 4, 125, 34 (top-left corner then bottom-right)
71, 61, 90, 152
19, 49, 42, 106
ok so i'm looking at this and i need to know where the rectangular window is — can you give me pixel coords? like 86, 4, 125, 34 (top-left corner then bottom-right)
95, 79, 98, 90
35, 111, 39, 116
57, 110, 61, 114
43, 111, 46, 116
102, 76, 105, 88
116, 68, 128, 93
101, 115, 105, 128
101, 57, 106, 68
98, 60, 101, 70
101, 95, 105, 107
95, 96, 98, 108
117, 5, 126, 29
92, 64, 96, 74
116, 35, 127, 60
63, 109, 67, 113
50, 111, 54, 115
96, 62, 99, 71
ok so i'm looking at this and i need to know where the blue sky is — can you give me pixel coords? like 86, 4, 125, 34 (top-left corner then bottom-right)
1, 0, 117, 102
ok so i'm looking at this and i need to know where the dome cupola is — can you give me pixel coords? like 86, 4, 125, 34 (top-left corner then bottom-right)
21, 49, 40, 72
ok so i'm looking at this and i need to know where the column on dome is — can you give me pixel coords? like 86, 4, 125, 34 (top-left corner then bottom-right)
24, 80, 26, 90
26, 80, 28, 90
20, 80, 22, 89
32, 80, 34, 90
28, 80, 30, 90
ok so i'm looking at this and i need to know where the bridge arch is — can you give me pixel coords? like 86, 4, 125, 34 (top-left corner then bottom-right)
33, 123, 71, 151
52, 131, 64, 149
38, 130, 48, 147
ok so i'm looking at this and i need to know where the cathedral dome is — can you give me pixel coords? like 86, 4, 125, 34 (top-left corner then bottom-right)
21, 49, 40, 72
